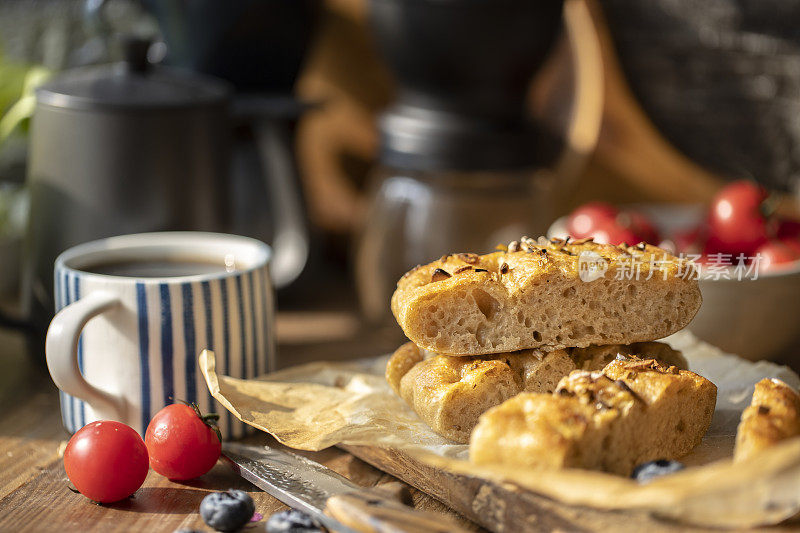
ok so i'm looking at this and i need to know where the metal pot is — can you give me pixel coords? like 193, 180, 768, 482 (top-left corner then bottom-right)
22, 36, 309, 349
23, 38, 231, 337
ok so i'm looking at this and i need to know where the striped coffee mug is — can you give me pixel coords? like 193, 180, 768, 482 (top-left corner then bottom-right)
45, 232, 275, 439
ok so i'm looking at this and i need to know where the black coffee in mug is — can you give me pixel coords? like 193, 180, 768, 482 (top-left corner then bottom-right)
81, 259, 232, 278
49, 231, 274, 439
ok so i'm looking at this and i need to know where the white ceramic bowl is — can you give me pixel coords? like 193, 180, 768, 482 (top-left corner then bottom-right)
548, 204, 800, 362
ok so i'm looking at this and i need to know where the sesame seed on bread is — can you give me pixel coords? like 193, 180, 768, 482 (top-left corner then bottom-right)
391, 237, 701, 356
386, 341, 689, 443
469, 357, 717, 475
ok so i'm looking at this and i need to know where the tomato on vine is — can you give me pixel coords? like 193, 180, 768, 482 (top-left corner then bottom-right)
145, 402, 222, 481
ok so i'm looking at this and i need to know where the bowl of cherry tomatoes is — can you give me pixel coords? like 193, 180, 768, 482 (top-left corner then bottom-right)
549, 181, 800, 362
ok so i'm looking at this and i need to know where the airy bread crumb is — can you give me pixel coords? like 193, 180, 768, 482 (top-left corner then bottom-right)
391, 238, 701, 356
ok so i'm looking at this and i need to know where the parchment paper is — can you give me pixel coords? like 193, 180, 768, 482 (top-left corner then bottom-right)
200, 331, 800, 528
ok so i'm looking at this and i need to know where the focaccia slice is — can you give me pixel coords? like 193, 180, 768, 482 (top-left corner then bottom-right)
734, 378, 800, 462
391, 236, 700, 355
470, 358, 716, 475
387, 341, 687, 443
569, 342, 687, 372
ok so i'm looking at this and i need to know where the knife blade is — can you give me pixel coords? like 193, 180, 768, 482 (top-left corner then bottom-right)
221, 442, 468, 533
222, 442, 359, 532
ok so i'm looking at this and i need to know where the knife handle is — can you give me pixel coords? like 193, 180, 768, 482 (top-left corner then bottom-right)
325, 482, 470, 533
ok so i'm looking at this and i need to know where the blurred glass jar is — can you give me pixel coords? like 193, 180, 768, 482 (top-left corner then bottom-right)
357, 0, 605, 325
356, 165, 557, 324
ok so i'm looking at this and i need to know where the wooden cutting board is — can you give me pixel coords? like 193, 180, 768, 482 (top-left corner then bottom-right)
341, 444, 799, 533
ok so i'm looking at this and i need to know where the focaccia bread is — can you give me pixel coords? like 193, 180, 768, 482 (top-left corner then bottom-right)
734, 378, 800, 462
470, 358, 716, 475
391, 236, 701, 355
570, 342, 688, 373
386, 341, 688, 443
387, 343, 575, 443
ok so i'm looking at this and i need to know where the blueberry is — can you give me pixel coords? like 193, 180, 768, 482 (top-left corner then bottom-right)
265, 509, 325, 533
200, 490, 256, 532
631, 459, 685, 483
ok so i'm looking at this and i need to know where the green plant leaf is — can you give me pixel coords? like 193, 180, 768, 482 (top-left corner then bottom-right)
0, 65, 50, 143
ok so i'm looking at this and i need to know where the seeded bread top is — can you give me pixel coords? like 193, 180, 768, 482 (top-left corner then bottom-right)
470, 356, 717, 474
556, 356, 698, 410
395, 237, 694, 298
391, 236, 701, 355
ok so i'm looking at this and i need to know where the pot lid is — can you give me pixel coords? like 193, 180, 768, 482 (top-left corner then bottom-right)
36, 37, 231, 111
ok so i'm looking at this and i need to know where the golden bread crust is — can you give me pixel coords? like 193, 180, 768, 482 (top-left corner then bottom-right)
470, 358, 717, 475
386, 342, 574, 442
391, 237, 701, 355
387, 341, 688, 443
570, 342, 688, 372
734, 378, 800, 462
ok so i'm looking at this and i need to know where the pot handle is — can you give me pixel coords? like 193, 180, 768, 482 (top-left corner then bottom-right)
252, 119, 310, 289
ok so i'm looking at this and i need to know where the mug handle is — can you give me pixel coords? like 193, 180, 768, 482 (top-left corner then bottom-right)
45, 291, 126, 422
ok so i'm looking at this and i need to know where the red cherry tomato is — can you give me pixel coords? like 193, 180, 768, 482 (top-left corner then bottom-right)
145, 403, 221, 480
776, 218, 800, 240
755, 241, 800, 273
774, 218, 800, 254
64, 421, 149, 503
566, 202, 619, 239
619, 211, 660, 244
707, 181, 770, 255
671, 225, 707, 255
587, 219, 640, 246
781, 239, 800, 255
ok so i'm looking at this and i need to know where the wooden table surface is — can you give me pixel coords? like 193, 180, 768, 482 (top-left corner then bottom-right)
0, 304, 483, 533
2, 291, 797, 533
